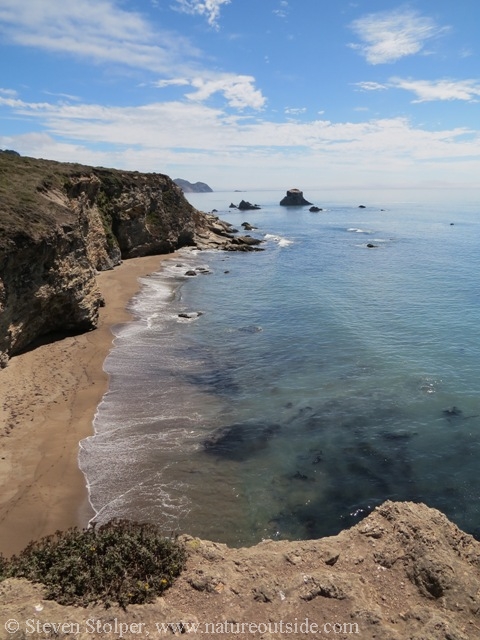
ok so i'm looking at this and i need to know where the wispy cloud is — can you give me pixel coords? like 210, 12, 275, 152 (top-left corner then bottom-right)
173, 0, 231, 29
1, 93, 477, 161
355, 77, 480, 103
3, 92, 480, 188
349, 9, 448, 64
0, 87, 18, 97
0, 0, 201, 74
154, 78, 191, 88
390, 77, 480, 102
273, 0, 289, 19
354, 81, 388, 91
285, 107, 306, 115
0, 0, 265, 111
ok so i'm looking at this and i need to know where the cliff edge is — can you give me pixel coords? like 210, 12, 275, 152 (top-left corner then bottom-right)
0, 153, 257, 366
1, 501, 479, 639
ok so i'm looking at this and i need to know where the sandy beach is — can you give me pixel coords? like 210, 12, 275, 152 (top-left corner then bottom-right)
0, 254, 175, 557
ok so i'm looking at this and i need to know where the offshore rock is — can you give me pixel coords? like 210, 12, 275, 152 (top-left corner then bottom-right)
237, 200, 261, 211
280, 188, 312, 206
0, 153, 261, 365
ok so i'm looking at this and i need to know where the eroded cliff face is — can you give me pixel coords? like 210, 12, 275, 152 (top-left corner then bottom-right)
0, 153, 259, 366
0, 225, 102, 368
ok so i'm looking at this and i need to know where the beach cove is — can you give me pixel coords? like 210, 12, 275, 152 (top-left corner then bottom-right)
0, 254, 173, 556
0, 153, 255, 556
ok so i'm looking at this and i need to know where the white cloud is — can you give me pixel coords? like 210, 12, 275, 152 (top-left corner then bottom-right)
354, 76, 480, 102
390, 77, 480, 102
354, 81, 388, 91
0, 87, 17, 97
0, 0, 265, 112
0, 131, 115, 166
173, 0, 231, 29
186, 75, 266, 110
154, 78, 191, 88
2, 94, 478, 167
43, 90, 81, 101
285, 107, 306, 115
0, 0, 201, 73
349, 9, 448, 64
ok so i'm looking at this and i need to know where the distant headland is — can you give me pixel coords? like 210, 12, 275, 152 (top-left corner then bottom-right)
174, 178, 213, 193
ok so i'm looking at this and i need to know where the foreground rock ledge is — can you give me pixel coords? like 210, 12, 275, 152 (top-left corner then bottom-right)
1, 501, 479, 639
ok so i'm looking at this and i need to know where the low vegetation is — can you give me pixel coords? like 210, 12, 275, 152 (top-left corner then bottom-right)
0, 519, 186, 609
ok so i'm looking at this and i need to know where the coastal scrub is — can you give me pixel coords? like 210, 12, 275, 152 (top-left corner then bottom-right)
0, 519, 186, 609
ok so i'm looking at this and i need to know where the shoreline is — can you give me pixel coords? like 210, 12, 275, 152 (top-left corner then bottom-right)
0, 254, 175, 557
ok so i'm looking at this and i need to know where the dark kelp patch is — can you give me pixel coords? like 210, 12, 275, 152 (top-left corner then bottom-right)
204, 421, 281, 461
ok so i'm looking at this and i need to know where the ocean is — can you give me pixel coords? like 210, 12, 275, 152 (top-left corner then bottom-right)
79, 188, 480, 545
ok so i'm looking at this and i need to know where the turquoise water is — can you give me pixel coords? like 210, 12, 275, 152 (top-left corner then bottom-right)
80, 189, 480, 545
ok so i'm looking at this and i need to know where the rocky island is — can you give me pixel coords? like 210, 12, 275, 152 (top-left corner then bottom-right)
280, 188, 312, 206
229, 200, 261, 211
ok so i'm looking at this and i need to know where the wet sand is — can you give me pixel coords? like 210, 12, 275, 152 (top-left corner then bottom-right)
0, 254, 175, 556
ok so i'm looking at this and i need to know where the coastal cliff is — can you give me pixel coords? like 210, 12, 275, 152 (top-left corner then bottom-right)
0, 153, 255, 366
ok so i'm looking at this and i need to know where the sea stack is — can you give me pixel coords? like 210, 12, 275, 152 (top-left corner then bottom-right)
279, 188, 312, 206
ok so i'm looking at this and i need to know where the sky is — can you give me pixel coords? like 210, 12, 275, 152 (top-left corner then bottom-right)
1, 0, 480, 190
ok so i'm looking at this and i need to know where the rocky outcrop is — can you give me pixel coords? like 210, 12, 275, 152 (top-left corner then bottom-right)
1, 501, 479, 638
280, 188, 312, 206
0, 153, 261, 366
193, 212, 263, 252
239, 200, 261, 211
173, 178, 213, 193
229, 200, 261, 211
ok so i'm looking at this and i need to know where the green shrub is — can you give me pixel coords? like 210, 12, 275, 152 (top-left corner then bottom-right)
0, 520, 186, 609
0, 552, 7, 580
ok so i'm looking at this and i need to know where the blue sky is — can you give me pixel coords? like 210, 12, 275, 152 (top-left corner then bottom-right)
1, 0, 480, 190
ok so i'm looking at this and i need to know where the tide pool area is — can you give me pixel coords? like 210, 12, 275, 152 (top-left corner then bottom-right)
80, 188, 480, 545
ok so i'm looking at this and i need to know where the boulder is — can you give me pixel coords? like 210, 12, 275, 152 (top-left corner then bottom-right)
232, 235, 263, 247
280, 188, 312, 206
